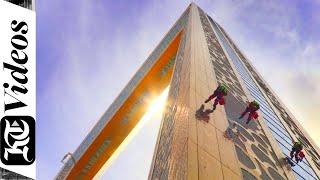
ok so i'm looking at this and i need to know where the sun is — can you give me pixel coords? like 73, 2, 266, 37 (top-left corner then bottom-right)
94, 87, 170, 179
144, 87, 170, 120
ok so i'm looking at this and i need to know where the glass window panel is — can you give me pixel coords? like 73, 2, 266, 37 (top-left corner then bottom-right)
293, 171, 306, 180
276, 138, 292, 150
269, 127, 292, 145
265, 119, 291, 139
262, 111, 287, 130
244, 82, 260, 93
242, 78, 262, 92
262, 113, 286, 131
210, 20, 319, 179
300, 163, 319, 179
264, 116, 288, 135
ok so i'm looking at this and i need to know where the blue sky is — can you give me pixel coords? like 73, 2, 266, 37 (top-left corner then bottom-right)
37, 0, 320, 179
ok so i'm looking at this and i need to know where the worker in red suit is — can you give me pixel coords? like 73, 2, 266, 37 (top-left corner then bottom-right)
239, 100, 260, 124
291, 141, 303, 162
204, 84, 228, 111
295, 150, 305, 164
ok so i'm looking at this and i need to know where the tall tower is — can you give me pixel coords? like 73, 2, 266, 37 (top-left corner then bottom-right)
56, 3, 320, 179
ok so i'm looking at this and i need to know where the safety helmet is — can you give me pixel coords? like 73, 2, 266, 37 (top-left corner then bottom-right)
297, 138, 303, 144
252, 100, 260, 110
219, 84, 228, 95
296, 141, 302, 146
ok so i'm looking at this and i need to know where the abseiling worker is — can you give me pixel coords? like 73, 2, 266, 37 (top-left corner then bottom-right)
239, 100, 260, 124
204, 84, 228, 111
291, 141, 304, 163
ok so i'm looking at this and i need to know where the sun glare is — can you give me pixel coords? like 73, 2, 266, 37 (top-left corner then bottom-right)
143, 87, 170, 121
94, 87, 170, 179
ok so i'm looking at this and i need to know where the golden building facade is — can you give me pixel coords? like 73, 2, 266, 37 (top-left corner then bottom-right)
56, 3, 320, 180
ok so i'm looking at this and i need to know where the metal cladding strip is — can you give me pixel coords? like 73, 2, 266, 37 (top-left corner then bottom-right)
55, 6, 190, 180
216, 20, 320, 179
150, 7, 190, 179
